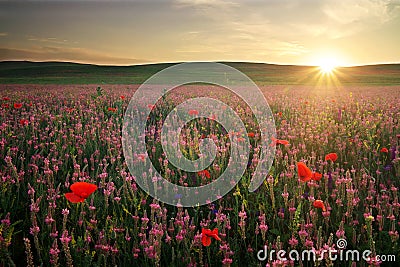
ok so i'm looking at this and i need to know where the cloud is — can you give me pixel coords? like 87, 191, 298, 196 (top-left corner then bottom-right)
168, 0, 400, 63
320, 0, 400, 38
27, 35, 70, 45
173, 0, 239, 8
387, 0, 400, 13
0, 32, 8, 37
275, 41, 310, 56
1, 0, 398, 65
0, 46, 149, 65
323, 0, 389, 25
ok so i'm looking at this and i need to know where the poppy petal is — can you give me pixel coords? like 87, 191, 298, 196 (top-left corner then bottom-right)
210, 228, 221, 241
313, 200, 326, 212
202, 228, 210, 235
65, 192, 84, 203
325, 153, 338, 162
297, 162, 312, 182
380, 148, 388, 153
312, 172, 322, 181
202, 236, 212, 246
277, 140, 290, 146
70, 182, 97, 199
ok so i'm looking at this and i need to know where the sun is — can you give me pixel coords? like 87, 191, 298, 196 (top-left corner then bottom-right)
318, 58, 338, 74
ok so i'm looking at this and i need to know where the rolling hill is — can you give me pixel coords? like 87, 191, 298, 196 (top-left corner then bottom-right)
0, 61, 399, 85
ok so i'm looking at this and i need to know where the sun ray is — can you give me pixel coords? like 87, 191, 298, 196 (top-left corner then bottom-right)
317, 58, 338, 75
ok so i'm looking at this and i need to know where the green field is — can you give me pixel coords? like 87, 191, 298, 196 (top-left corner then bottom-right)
1, 61, 400, 85
1, 61, 400, 266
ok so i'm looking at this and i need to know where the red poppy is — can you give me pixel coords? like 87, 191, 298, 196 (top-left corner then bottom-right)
120, 95, 125, 100
65, 182, 97, 203
297, 162, 312, 182
137, 154, 146, 162
188, 109, 199, 116
108, 107, 117, 112
19, 119, 29, 126
14, 103, 23, 109
277, 139, 289, 146
271, 137, 290, 146
1, 104, 9, 108
325, 153, 338, 162
313, 200, 326, 212
2, 97, 10, 101
201, 228, 221, 246
147, 104, 155, 109
248, 132, 255, 138
198, 170, 211, 179
237, 137, 245, 143
312, 172, 322, 181
380, 147, 388, 153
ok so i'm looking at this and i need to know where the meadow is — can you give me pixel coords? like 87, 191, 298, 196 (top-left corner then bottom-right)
0, 64, 399, 266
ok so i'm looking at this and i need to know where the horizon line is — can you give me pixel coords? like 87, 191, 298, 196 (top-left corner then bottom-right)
1, 59, 400, 68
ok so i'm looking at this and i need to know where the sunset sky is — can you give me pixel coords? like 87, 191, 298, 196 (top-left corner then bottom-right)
0, 0, 399, 66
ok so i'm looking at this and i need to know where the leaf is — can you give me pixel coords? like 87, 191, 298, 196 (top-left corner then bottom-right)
269, 228, 280, 236
122, 205, 133, 216
290, 202, 302, 233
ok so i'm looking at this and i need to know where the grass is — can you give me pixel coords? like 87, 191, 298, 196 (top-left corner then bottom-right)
1, 61, 400, 85
0, 83, 399, 266
0, 61, 399, 266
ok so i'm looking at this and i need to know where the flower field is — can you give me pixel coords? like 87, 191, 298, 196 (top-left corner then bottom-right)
0, 84, 399, 266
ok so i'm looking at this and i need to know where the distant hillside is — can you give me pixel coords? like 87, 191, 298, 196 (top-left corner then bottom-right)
0, 61, 399, 85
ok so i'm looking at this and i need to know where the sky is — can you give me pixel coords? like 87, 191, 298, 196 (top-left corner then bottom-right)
0, 0, 399, 66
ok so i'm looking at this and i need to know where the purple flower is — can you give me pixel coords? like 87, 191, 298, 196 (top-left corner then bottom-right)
328, 172, 333, 192
390, 146, 396, 160
384, 165, 392, 171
